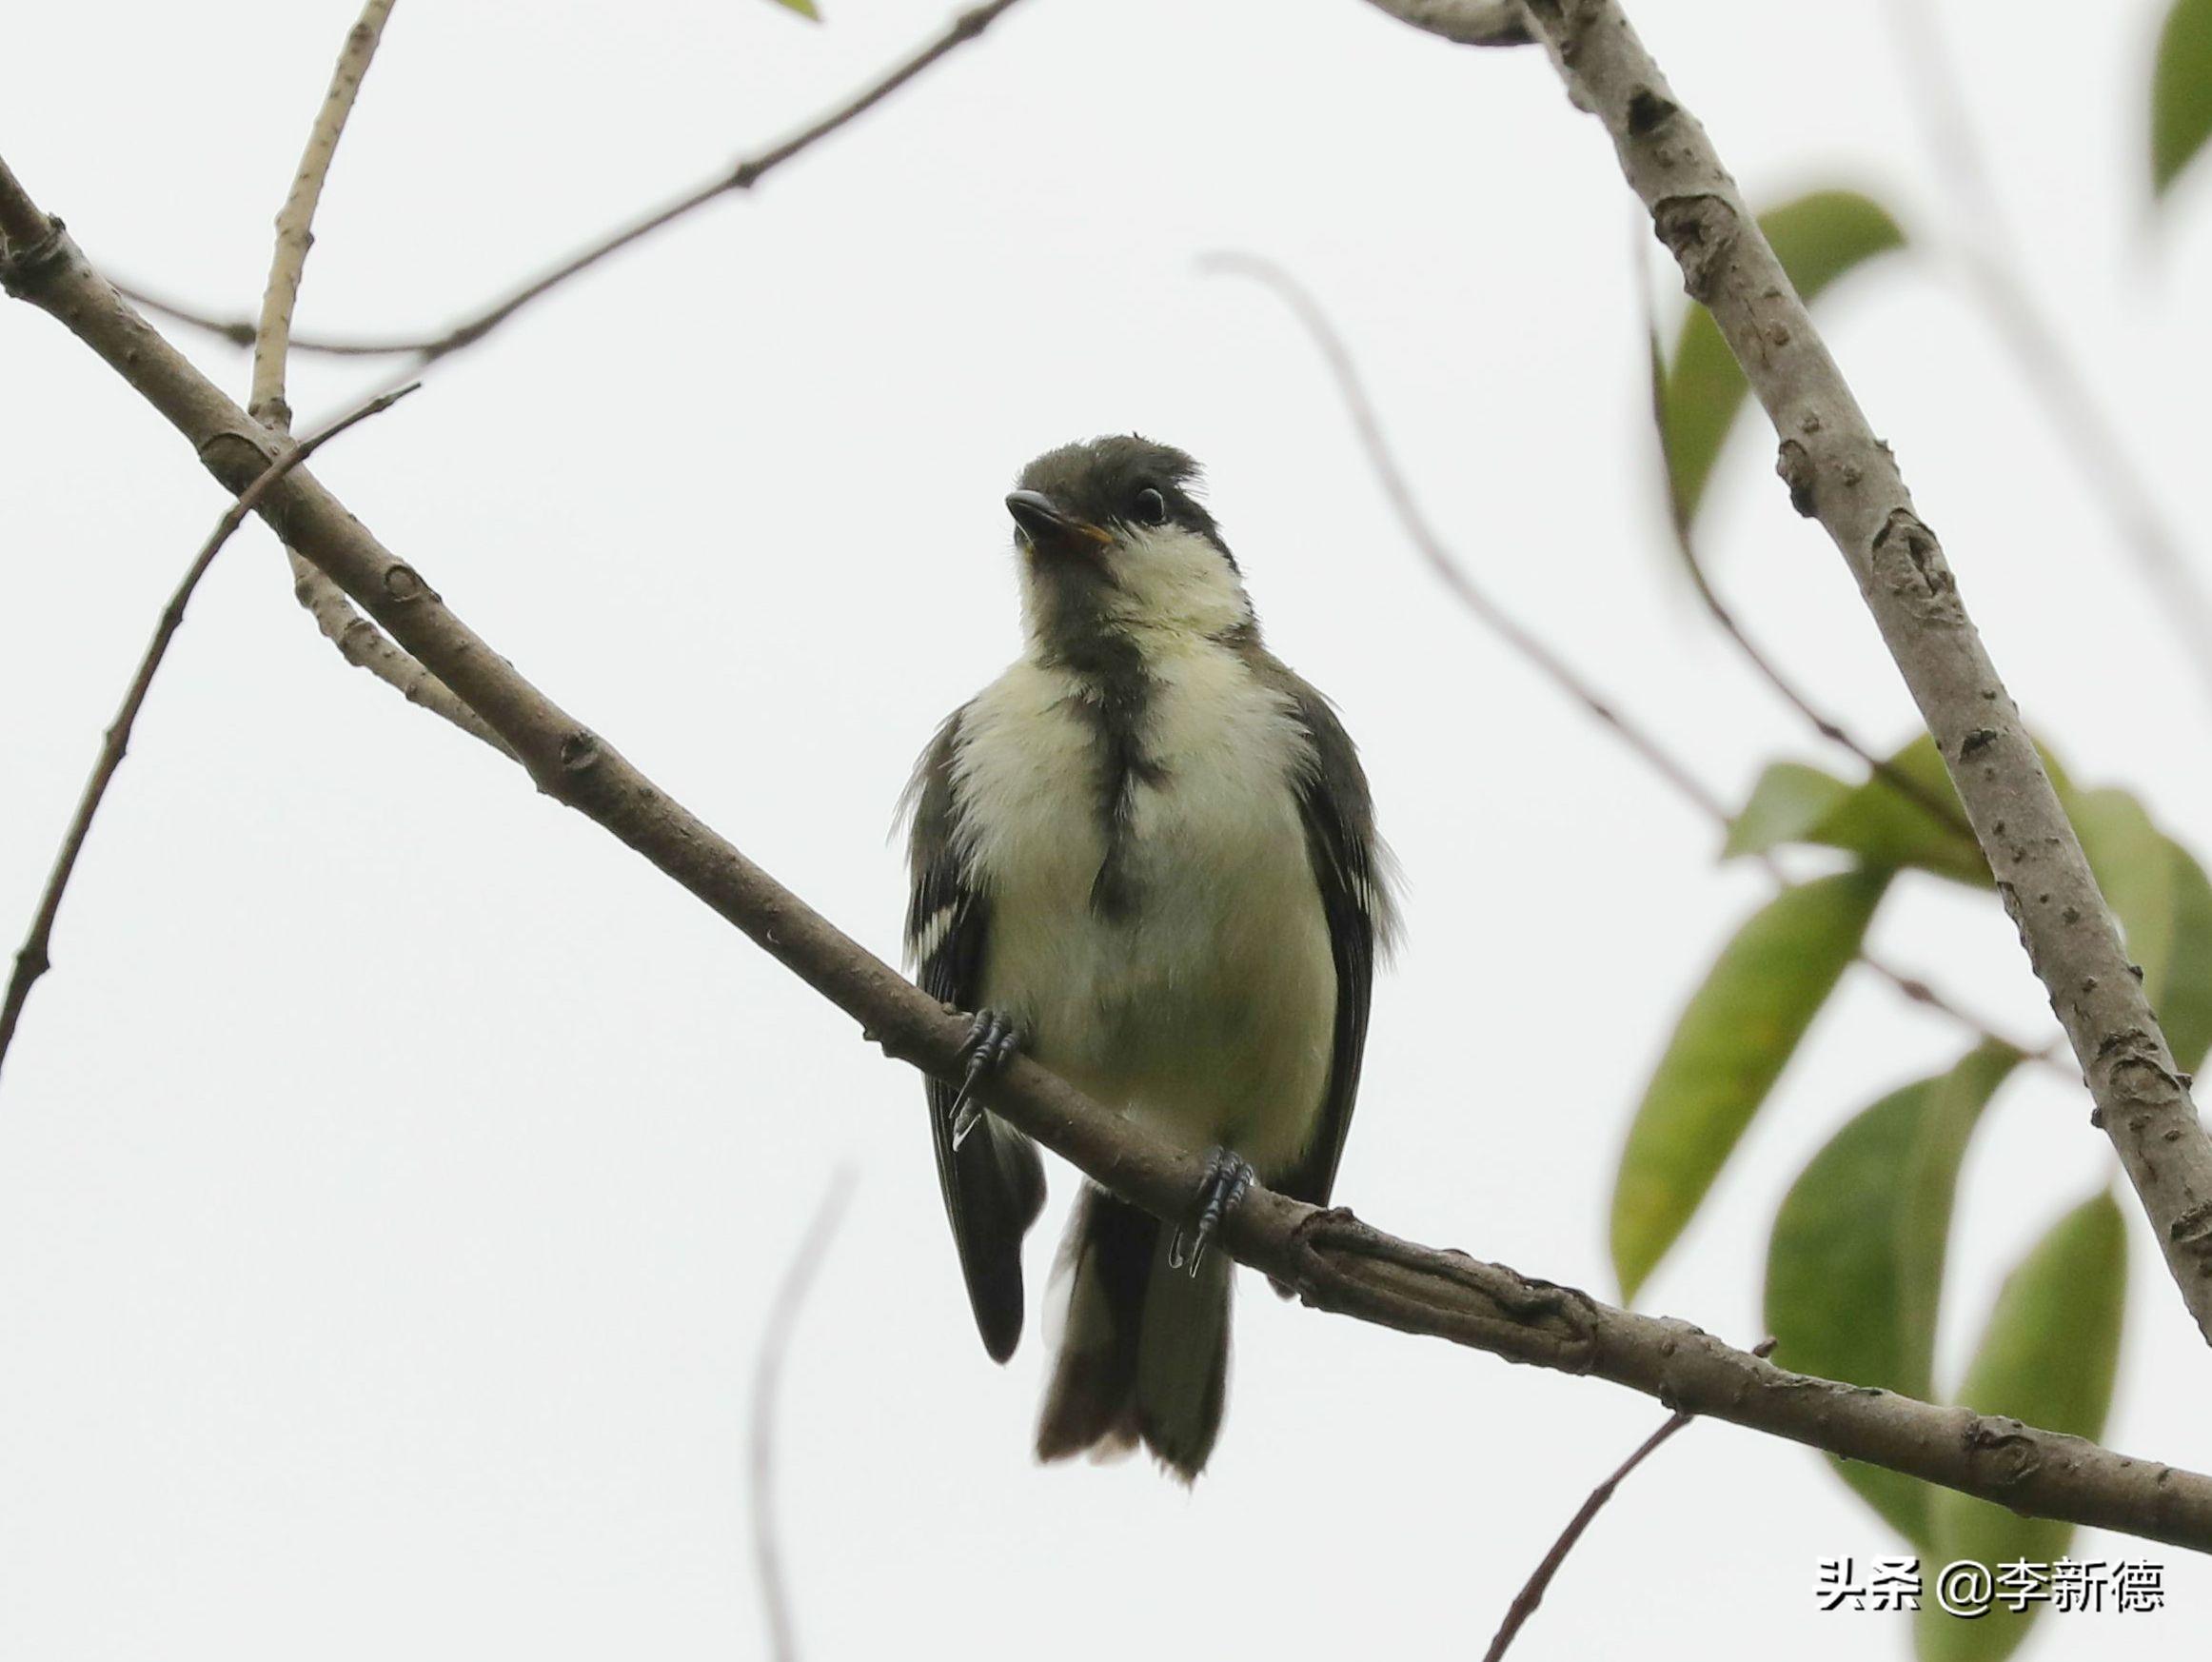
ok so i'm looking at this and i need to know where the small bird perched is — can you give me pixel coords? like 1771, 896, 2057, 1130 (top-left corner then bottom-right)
901, 435, 1394, 1480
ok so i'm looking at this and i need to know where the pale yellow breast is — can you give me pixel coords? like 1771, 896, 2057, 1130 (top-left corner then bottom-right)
956, 645, 1337, 1173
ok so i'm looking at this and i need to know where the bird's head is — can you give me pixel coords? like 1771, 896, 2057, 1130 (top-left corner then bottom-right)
1005, 435, 1254, 653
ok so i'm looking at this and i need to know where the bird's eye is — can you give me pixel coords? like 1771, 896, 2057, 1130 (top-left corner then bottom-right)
1133, 487, 1169, 525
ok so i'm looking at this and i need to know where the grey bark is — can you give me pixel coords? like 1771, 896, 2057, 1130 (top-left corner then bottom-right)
1481, 0, 2212, 1341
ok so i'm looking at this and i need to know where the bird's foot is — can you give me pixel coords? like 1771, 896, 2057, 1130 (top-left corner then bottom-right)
948, 1009, 1022, 1151
1169, 1148, 1255, 1276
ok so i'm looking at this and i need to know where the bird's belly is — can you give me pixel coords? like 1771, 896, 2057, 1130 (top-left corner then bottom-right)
978, 764, 1337, 1176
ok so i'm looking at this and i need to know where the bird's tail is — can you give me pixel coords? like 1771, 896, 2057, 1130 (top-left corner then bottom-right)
1035, 1184, 1232, 1482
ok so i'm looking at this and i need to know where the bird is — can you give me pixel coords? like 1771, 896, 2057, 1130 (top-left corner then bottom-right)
899, 434, 1395, 1481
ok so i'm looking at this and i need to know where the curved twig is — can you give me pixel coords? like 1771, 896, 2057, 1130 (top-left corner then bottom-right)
251, 0, 395, 429
1203, 250, 2053, 1065
127, 0, 1031, 383
0, 384, 419, 1081
749, 1166, 856, 1662
1631, 242, 1980, 844
1877, 0, 2212, 714
1483, 1411, 1692, 1658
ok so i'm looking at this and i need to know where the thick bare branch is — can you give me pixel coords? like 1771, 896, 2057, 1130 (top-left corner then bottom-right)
6, 173, 2209, 1551
0, 384, 417, 1081
129, 0, 1031, 376
1440, 0, 2212, 1337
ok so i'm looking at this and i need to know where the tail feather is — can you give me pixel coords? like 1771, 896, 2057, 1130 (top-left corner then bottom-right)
1035, 1188, 1149, 1460
1037, 1186, 1233, 1481
1136, 1245, 1231, 1479
931, 1108, 1046, 1363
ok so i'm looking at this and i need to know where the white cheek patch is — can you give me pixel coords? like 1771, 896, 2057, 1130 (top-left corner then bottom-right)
1109, 524, 1251, 636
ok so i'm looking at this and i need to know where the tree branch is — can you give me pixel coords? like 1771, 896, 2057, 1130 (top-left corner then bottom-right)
1455, 0, 2212, 1340
1483, 1406, 1693, 1659
1358, 0, 1532, 47
114, 281, 406, 355
5, 166, 2209, 1551
121, 0, 1032, 378
0, 383, 417, 1081
748, 1166, 855, 1662
250, 0, 394, 429
240, 0, 508, 755
1876, 0, 2212, 713
1206, 251, 2056, 1066
1629, 250, 1982, 844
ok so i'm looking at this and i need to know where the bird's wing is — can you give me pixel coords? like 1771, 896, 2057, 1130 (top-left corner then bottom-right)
902, 706, 1045, 1363
1267, 672, 1396, 1208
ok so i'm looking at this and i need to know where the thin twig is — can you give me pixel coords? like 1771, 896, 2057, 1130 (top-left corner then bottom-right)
1856, 950, 2063, 1064
245, 0, 505, 755
1200, 253, 1732, 823
4, 186, 2209, 1548
126, 0, 1031, 385
1628, 230, 1980, 843
1481, 1336, 1777, 1660
1484, 1413, 1690, 1657
1204, 251, 2055, 1065
117, 282, 407, 354
1877, 0, 2212, 713
0, 384, 419, 1082
748, 1166, 857, 1662
252, 0, 395, 428
1692, 569, 1977, 838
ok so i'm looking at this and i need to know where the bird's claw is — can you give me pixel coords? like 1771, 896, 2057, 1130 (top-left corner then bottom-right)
1169, 1148, 1255, 1276
948, 1008, 1021, 1150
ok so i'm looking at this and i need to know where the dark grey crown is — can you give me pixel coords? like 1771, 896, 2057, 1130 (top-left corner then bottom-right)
1015, 435, 1234, 566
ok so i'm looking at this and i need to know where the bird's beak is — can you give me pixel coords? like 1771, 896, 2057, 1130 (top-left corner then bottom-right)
1006, 490, 1114, 559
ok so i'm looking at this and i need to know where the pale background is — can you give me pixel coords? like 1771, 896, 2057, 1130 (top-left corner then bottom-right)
1, 0, 2207, 1655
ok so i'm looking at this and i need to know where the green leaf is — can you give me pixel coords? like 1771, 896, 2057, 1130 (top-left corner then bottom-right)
2071, 787, 2177, 996
1728, 741, 2212, 1070
1611, 868, 1889, 1300
1764, 1042, 2020, 1546
2156, 834, 2212, 1073
1728, 737, 1985, 886
1892, 1045, 2025, 1397
1917, 1193, 2126, 1662
2065, 790, 2212, 1072
1660, 189, 1906, 531
2153, 0, 2212, 196
773, 0, 821, 16
1724, 762, 1850, 861
1804, 736, 1986, 886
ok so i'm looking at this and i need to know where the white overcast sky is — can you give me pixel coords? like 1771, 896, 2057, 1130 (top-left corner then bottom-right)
3, 0, 2209, 1656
